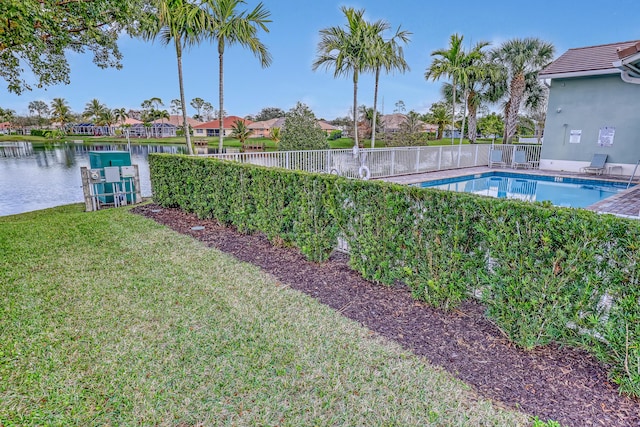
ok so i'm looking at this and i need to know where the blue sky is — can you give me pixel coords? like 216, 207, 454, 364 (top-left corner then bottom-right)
2, 0, 639, 120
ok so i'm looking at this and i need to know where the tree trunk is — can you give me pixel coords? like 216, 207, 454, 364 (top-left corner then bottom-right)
467, 91, 478, 144
451, 78, 456, 145
502, 101, 510, 144
218, 39, 225, 152
459, 88, 467, 145
353, 71, 359, 148
175, 37, 193, 155
505, 73, 525, 143
371, 67, 380, 149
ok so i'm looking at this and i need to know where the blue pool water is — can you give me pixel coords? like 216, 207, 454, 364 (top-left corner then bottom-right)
419, 172, 630, 208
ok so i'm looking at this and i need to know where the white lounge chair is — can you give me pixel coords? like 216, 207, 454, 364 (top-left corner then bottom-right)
489, 149, 507, 168
580, 154, 608, 175
512, 150, 532, 169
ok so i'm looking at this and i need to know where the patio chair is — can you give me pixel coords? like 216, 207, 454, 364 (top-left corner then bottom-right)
489, 149, 507, 168
580, 153, 608, 175
512, 150, 532, 169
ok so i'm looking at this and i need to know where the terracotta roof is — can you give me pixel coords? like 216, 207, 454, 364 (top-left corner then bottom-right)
318, 121, 338, 131
193, 116, 251, 129
247, 117, 282, 129
120, 117, 142, 125
617, 41, 640, 59
539, 40, 640, 78
0, 122, 10, 129
152, 114, 200, 127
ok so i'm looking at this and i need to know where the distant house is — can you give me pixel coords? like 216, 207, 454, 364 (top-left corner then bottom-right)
69, 123, 112, 136
129, 123, 177, 138
152, 115, 200, 129
193, 116, 252, 137
378, 113, 436, 134
0, 122, 10, 134
247, 117, 339, 138
539, 40, 640, 174
247, 118, 284, 138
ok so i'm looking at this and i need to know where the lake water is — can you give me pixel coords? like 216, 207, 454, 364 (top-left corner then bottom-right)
0, 142, 188, 217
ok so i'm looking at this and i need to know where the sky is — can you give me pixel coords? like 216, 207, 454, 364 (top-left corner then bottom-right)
2, 0, 640, 121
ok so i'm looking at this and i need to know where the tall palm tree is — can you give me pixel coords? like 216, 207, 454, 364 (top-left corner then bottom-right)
425, 34, 467, 145
313, 7, 385, 149
368, 25, 410, 148
50, 98, 72, 132
491, 38, 554, 143
83, 98, 106, 122
113, 107, 129, 126
200, 0, 272, 152
97, 109, 116, 135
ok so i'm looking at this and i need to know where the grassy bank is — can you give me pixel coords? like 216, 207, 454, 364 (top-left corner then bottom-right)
0, 205, 531, 426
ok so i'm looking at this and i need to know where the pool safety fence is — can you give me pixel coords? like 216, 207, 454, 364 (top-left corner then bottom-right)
205, 144, 542, 179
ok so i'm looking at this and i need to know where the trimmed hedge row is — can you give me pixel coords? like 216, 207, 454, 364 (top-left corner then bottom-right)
150, 154, 640, 396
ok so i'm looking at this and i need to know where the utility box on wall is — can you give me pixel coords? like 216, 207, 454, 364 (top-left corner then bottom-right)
81, 151, 141, 211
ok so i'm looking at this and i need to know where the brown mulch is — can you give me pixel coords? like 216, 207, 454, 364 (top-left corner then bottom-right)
132, 204, 640, 427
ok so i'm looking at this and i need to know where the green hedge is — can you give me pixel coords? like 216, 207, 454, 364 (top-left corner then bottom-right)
150, 154, 640, 396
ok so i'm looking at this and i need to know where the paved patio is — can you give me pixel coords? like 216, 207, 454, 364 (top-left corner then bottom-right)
381, 167, 640, 219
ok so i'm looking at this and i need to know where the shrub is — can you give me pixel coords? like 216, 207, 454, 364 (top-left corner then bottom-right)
149, 153, 640, 397
278, 102, 329, 151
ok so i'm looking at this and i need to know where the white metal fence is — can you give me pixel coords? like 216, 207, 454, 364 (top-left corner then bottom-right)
205, 144, 542, 179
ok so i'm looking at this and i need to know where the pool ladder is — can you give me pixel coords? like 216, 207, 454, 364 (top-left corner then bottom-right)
628, 160, 640, 189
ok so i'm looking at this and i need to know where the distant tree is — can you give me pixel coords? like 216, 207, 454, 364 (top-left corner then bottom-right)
199, 0, 272, 152
49, 98, 73, 131
28, 100, 50, 128
97, 109, 116, 135
83, 99, 107, 122
0, 0, 148, 94
190, 97, 206, 119
0, 108, 16, 133
278, 102, 329, 151
113, 108, 129, 125
269, 126, 281, 143
202, 102, 216, 121
423, 101, 451, 140
477, 112, 504, 142
230, 119, 252, 146
254, 107, 285, 121
394, 100, 406, 113
170, 99, 183, 115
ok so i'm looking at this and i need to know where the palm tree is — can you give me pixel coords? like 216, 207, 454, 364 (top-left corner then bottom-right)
367, 25, 410, 148
200, 0, 272, 152
491, 38, 554, 143
424, 101, 451, 140
313, 7, 385, 149
97, 109, 116, 135
113, 108, 129, 126
50, 98, 73, 133
425, 34, 467, 144
83, 98, 106, 122
230, 118, 252, 148
268, 126, 281, 144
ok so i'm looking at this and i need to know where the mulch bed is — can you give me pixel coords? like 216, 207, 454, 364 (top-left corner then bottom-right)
132, 204, 640, 427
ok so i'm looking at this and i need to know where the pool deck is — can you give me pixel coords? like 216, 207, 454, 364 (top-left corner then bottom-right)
380, 167, 640, 219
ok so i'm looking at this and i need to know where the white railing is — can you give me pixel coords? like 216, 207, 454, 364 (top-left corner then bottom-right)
204, 143, 542, 179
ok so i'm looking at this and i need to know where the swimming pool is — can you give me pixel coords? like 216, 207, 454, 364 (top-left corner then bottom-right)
419, 172, 630, 208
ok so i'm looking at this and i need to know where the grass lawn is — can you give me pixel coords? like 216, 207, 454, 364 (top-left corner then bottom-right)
0, 205, 531, 425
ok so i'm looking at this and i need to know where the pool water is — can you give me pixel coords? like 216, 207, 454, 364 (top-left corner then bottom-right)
419, 172, 630, 208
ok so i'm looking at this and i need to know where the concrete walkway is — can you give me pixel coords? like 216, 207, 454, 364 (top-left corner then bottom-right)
380, 167, 640, 219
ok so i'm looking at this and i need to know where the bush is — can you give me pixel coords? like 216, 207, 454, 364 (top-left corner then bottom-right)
150, 153, 640, 397
30, 129, 47, 137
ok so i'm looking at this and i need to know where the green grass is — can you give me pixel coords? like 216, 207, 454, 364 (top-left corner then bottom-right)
0, 205, 532, 426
